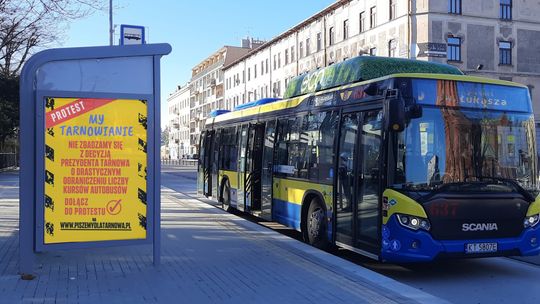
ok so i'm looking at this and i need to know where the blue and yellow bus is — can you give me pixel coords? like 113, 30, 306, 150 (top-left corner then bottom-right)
198, 56, 540, 262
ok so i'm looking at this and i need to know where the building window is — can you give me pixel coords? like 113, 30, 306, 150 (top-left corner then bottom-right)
370, 6, 377, 29
389, 0, 396, 20
500, 0, 512, 20
359, 12, 366, 33
499, 41, 512, 65
278, 53, 281, 68
261, 61, 264, 75
248, 68, 251, 81
254, 65, 257, 78
265, 59, 269, 74
242, 71, 245, 83
306, 38, 311, 55
388, 39, 397, 57
285, 49, 289, 65
316, 32, 322, 51
447, 36, 461, 61
448, 0, 461, 14
343, 19, 349, 40
273, 81, 281, 97
273, 55, 277, 70
299, 41, 304, 58
329, 27, 335, 45
291, 46, 295, 61
369, 47, 377, 56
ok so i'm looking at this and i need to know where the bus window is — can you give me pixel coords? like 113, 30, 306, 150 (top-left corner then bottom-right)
274, 113, 338, 182
220, 126, 238, 171
275, 117, 296, 177
305, 111, 338, 183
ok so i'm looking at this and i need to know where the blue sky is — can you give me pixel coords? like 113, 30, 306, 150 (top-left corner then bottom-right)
61, 0, 335, 125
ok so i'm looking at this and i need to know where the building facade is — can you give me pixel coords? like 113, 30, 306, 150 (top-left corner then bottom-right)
167, 83, 191, 159
223, 0, 540, 120
188, 40, 263, 154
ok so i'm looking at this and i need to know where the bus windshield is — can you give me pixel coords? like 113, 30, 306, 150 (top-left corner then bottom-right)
392, 79, 538, 195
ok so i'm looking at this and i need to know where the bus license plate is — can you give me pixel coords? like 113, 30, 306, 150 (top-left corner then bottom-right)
465, 243, 497, 254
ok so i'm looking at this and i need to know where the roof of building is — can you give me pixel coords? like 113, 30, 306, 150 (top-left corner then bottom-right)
192, 46, 253, 78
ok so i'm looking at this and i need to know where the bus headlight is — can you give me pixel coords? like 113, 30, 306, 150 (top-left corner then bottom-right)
396, 214, 431, 231
524, 214, 540, 228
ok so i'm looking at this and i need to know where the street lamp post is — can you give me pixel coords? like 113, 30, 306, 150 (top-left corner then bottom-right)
109, 0, 113, 46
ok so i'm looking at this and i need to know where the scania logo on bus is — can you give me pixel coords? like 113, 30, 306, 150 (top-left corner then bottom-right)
462, 223, 498, 232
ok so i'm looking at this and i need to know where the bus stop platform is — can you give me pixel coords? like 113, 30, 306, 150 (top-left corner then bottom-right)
0, 170, 447, 304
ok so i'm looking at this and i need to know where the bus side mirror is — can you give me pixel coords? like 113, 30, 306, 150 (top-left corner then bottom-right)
386, 98, 406, 132
407, 104, 423, 120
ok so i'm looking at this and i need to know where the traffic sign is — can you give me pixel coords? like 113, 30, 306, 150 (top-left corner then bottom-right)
120, 24, 146, 45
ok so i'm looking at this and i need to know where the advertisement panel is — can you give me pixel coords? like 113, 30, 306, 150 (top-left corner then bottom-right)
44, 97, 148, 244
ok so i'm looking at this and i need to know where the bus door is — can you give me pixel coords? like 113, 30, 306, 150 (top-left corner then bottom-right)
200, 130, 215, 197
245, 123, 265, 212
335, 113, 359, 246
356, 110, 382, 253
260, 120, 276, 220
335, 109, 381, 256
237, 125, 249, 212
197, 131, 206, 196
211, 129, 221, 199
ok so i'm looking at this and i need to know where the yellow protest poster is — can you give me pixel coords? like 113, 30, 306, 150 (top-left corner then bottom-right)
44, 97, 148, 243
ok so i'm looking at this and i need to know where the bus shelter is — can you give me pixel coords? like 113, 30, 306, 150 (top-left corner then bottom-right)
19, 44, 171, 278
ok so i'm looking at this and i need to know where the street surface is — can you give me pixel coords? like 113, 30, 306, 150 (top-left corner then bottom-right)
0, 168, 442, 304
162, 166, 540, 304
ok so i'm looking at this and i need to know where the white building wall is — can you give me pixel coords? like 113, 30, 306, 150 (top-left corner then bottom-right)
167, 84, 191, 160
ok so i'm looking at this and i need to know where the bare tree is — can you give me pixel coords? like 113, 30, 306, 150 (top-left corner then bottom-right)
0, 0, 107, 149
0, 0, 107, 77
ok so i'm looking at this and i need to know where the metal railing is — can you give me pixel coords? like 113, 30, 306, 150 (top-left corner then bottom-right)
161, 158, 198, 167
0, 153, 18, 170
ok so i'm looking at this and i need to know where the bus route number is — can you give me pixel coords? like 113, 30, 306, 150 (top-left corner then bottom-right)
429, 202, 458, 217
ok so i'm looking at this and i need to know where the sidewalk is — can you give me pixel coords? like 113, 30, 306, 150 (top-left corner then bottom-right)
0, 171, 446, 304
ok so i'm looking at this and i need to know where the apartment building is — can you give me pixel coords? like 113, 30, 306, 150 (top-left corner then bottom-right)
223, 0, 540, 120
188, 40, 264, 154
167, 83, 191, 159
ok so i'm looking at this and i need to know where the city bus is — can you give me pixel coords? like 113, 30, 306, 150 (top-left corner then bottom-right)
197, 56, 540, 262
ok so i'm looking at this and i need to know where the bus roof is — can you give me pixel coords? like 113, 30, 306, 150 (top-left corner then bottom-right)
209, 72, 528, 125
283, 56, 463, 98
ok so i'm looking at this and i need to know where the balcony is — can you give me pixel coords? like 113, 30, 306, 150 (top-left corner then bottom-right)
171, 118, 180, 129
216, 84, 224, 98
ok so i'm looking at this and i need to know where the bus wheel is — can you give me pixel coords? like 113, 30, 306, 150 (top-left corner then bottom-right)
306, 198, 329, 249
222, 180, 232, 212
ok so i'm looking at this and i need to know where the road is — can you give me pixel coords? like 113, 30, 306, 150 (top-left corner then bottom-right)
162, 166, 540, 304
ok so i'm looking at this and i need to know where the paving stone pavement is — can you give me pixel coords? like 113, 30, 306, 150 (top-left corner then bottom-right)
0, 171, 446, 304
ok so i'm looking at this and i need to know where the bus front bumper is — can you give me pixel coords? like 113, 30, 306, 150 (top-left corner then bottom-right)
381, 216, 540, 263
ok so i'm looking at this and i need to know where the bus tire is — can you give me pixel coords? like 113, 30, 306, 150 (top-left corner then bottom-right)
306, 197, 329, 250
221, 179, 232, 212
